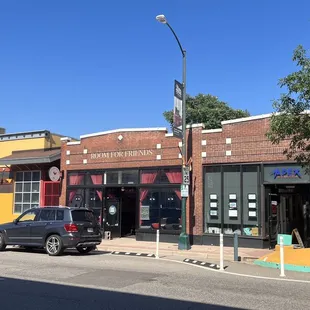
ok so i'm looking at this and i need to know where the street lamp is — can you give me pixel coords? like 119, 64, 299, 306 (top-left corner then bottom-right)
156, 14, 190, 250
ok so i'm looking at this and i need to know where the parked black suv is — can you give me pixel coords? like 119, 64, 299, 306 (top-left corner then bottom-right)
0, 206, 102, 256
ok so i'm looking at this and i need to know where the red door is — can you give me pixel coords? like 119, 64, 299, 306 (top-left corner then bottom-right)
42, 181, 60, 206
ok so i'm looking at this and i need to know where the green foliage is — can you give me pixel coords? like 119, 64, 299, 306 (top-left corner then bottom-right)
163, 94, 250, 129
267, 45, 310, 171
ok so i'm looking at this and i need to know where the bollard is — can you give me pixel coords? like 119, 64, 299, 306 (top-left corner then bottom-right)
220, 233, 224, 271
155, 229, 160, 259
279, 235, 285, 277
234, 232, 239, 262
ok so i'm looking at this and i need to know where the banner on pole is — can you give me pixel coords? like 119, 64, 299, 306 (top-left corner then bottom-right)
173, 80, 183, 139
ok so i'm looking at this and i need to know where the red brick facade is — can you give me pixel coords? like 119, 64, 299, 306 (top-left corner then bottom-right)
60, 114, 291, 240
60, 128, 182, 202
202, 116, 290, 164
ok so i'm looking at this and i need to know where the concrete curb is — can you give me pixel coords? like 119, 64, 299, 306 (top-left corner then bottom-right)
183, 258, 223, 270
254, 259, 310, 273
97, 246, 258, 264
111, 251, 155, 258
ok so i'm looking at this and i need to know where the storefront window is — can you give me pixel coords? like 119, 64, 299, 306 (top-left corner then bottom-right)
205, 166, 222, 234
90, 173, 103, 186
160, 189, 181, 231
67, 188, 85, 208
14, 171, 41, 214
121, 170, 139, 184
242, 166, 260, 236
140, 168, 182, 184
68, 172, 86, 186
223, 166, 241, 235
204, 165, 261, 237
139, 188, 181, 231
140, 189, 160, 229
89, 188, 103, 225
106, 171, 119, 184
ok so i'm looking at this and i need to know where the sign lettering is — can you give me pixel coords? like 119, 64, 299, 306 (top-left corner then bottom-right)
90, 149, 153, 160
271, 168, 302, 179
183, 166, 190, 185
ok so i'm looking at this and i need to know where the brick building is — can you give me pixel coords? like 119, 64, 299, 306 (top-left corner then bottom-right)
60, 113, 310, 248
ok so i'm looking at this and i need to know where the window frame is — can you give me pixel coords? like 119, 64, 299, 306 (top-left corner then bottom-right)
37, 209, 56, 222
139, 187, 182, 232
204, 164, 262, 237
14, 171, 41, 214
16, 208, 40, 222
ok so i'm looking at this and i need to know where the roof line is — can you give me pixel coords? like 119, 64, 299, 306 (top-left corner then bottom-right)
50, 132, 79, 141
0, 129, 50, 137
10, 147, 61, 155
221, 110, 310, 125
80, 127, 168, 139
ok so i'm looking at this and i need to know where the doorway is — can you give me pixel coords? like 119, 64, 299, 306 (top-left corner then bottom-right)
104, 187, 138, 238
267, 184, 310, 248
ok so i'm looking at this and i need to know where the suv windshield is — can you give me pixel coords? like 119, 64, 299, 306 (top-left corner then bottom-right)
71, 210, 94, 222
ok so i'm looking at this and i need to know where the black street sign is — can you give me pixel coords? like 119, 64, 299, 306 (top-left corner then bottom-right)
183, 166, 190, 185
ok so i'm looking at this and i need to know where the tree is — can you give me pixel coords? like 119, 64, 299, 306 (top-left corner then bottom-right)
267, 45, 310, 171
163, 94, 250, 130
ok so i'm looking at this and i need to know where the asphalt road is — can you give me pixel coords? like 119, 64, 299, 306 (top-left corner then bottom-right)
0, 248, 309, 310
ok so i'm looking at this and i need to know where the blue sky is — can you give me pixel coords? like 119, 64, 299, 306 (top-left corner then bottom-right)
1, 0, 309, 138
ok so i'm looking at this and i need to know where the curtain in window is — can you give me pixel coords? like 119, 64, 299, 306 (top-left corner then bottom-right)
140, 172, 158, 203
68, 174, 84, 203
165, 171, 182, 200
90, 174, 103, 201
139, 172, 158, 224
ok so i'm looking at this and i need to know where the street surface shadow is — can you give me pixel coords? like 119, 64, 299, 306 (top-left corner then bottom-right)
7, 246, 111, 256
0, 276, 247, 310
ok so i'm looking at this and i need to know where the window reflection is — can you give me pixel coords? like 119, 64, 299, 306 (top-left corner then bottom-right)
140, 188, 181, 231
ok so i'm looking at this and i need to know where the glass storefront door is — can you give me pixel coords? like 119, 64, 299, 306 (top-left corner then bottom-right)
104, 188, 121, 238
67, 188, 104, 227
88, 189, 104, 226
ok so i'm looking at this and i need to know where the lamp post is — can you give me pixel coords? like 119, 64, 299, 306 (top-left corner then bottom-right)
156, 14, 190, 250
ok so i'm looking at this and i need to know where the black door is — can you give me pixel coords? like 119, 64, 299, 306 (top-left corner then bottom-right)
104, 196, 121, 238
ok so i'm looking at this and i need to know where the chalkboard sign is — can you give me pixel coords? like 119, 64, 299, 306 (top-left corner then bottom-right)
292, 228, 304, 248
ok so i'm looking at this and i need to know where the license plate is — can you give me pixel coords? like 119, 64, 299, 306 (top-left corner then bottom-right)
87, 228, 94, 233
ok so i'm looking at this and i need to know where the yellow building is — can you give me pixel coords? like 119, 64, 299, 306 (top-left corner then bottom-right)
0, 129, 73, 224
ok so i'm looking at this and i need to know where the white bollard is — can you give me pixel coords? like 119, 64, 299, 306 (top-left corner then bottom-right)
155, 229, 160, 259
220, 233, 224, 271
279, 235, 285, 277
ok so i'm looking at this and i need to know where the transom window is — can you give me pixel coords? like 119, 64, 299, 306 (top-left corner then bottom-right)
14, 171, 41, 214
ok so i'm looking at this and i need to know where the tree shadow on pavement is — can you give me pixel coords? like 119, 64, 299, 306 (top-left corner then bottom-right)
0, 276, 247, 310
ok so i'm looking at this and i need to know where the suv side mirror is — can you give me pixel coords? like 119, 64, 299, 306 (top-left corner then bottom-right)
13, 219, 18, 224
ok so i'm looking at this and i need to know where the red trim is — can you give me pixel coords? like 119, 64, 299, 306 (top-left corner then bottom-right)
40, 180, 44, 206
41, 181, 60, 206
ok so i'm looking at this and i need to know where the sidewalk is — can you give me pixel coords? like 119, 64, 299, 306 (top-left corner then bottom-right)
97, 238, 310, 281
97, 237, 272, 263
161, 254, 310, 282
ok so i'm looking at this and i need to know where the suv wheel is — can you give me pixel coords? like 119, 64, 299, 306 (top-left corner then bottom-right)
45, 235, 63, 256
76, 246, 95, 254
0, 232, 6, 251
